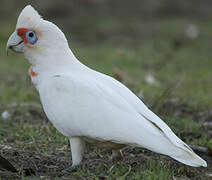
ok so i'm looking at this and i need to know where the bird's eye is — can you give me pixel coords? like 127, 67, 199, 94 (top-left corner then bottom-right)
25, 30, 38, 45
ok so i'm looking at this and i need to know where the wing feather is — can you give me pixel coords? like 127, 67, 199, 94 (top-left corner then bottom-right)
39, 70, 206, 167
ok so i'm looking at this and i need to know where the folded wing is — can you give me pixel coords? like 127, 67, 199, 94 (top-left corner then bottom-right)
43, 71, 206, 167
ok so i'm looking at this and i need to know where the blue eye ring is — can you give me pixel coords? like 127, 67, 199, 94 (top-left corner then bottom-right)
25, 30, 38, 45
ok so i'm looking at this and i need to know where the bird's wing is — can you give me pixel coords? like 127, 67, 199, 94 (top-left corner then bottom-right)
91, 71, 206, 167
40, 71, 206, 167
97, 72, 186, 147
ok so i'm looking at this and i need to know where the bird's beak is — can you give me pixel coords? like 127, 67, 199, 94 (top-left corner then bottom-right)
6, 31, 24, 55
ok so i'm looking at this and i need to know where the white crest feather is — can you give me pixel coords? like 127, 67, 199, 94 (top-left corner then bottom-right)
16, 5, 42, 29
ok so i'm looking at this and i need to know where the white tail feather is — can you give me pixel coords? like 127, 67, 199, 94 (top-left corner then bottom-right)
139, 111, 207, 167
171, 146, 207, 167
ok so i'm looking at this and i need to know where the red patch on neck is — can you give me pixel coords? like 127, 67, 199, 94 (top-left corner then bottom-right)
17, 28, 29, 43
29, 67, 38, 77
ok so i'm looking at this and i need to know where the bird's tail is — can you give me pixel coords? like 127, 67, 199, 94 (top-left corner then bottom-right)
155, 131, 207, 167
135, 120, 207, 167
140, 110, 207, 167
169, 143, 207, 167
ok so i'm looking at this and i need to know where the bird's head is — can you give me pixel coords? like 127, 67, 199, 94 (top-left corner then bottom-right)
6, 5, 70, 66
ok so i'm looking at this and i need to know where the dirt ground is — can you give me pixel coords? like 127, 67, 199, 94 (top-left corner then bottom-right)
0, 102, 211, 180
1, 144, 212, 179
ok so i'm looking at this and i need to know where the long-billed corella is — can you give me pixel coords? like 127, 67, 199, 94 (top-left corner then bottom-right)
6, 5, 207, 172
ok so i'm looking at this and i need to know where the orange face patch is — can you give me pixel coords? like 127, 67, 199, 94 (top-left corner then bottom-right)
17, 28, 29, 43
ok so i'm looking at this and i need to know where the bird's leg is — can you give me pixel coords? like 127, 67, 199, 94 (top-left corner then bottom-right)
111, 149, 123, 162
61, 137, 85, 174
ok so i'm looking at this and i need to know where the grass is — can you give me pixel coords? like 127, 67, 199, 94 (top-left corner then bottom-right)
0, 17, 212, 179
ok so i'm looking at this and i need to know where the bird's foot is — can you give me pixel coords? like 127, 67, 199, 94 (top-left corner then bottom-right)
61, 164, 80, 174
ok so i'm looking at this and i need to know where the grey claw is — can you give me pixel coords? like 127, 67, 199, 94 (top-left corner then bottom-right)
61, 165, 79, 174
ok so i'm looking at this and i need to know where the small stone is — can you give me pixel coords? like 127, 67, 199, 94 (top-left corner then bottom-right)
185, 24, 199, 40
1, 110, 11, 120
144, 74, 157, 85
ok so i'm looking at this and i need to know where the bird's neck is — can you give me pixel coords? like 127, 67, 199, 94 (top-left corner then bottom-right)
26, 48, 84, 77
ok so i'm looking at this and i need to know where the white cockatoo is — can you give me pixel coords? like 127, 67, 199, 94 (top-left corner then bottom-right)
6, 5, 207, 172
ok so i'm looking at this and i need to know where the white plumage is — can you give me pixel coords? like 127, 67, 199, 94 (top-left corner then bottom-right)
7, 5, 207, 170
